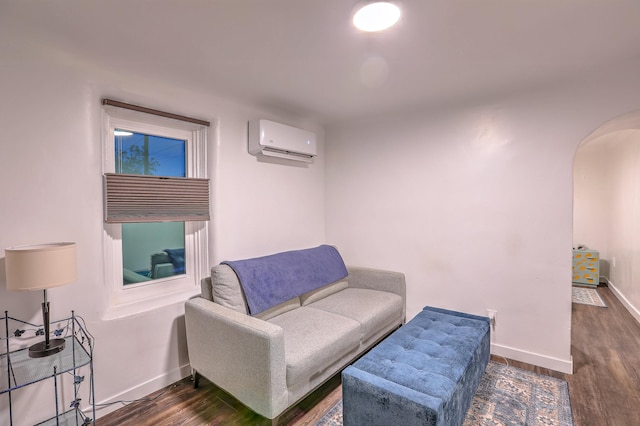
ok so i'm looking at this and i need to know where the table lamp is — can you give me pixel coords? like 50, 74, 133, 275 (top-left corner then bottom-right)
5, 242, 77, 358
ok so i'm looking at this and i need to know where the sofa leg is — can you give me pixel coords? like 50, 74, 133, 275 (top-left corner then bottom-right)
193, 371, 200, 389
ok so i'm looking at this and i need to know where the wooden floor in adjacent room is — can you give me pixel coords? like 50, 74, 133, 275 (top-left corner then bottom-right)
97, 285, 640, 426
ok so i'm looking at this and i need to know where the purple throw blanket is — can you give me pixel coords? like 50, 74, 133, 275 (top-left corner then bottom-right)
222, 245, 348, 315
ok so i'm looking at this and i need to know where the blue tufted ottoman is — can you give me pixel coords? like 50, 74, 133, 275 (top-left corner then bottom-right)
342, 306, 490, 426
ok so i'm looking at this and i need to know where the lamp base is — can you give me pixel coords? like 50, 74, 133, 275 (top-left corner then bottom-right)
28, 338, 66, 358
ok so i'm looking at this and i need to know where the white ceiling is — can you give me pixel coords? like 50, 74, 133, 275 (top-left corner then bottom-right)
4, 0, 640, 125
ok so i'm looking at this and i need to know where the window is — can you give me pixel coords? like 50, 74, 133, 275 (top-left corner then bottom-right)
115, 130, 187, 285
102, 101, 210, 318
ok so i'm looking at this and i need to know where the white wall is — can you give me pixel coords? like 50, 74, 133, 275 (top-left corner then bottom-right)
606, 131, 640, 318
325, 64, 640, 373
573, 143, 612, 256
0, 32, 325, 423
574, 127, 640, 321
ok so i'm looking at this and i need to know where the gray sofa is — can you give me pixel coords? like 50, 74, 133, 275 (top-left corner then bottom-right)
184, 246, 406, 421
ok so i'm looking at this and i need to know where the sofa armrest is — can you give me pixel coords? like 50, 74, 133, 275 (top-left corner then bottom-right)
153, 262, 175, 279
184, 297, 288, 419
347, 266, 406, 320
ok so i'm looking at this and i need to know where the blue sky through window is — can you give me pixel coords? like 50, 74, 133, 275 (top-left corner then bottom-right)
115, 130, 186, 177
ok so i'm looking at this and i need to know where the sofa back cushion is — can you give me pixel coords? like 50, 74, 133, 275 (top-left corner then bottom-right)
209, 264, 303, 318
222, 245, 348, 315
255, 297, 301, 321
299, 279, 348, 306
210, 264, 249, 314
208, 264, 347, 318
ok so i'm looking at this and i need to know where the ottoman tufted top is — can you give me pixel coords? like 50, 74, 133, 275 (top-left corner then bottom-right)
351, 306, 490, 400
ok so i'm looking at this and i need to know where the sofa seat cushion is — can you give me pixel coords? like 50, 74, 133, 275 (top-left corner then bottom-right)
268, 307, 361, 387
308, 288, 403, 342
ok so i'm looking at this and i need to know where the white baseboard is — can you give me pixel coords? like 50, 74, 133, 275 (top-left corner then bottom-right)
492, 279, 640, 374
606, 280, 640, 324
491, 343, 573, 374
88, 363, 192, 419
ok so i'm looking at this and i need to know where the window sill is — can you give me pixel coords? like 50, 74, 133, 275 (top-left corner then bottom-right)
102, 285, 200, 321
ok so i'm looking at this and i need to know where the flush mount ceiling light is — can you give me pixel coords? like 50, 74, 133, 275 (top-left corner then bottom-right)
353, 2, 401, 32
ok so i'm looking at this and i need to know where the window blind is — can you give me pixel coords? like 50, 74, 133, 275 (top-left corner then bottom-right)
104, 173, 210, 223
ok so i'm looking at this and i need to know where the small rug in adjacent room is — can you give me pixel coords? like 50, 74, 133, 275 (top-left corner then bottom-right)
316, 361, 573, 426
572, 286, 607, 307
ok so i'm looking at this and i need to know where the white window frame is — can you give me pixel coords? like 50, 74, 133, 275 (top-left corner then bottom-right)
101, 106, 210, 319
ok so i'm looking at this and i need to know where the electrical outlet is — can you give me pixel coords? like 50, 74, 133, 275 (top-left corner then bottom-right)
486, 309, 497, 327
612, 257, 616, 267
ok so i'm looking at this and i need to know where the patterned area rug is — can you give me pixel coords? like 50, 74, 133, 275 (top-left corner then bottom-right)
316, 362, 573, 426
572, 286, 607, 307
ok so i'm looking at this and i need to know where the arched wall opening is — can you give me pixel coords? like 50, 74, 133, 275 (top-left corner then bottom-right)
573, 110, 640, 323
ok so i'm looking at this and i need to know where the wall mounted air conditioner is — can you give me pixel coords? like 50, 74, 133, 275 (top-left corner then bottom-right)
249, 119, 317, 162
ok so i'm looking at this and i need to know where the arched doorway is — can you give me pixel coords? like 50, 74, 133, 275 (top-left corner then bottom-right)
573, 110, 640, 323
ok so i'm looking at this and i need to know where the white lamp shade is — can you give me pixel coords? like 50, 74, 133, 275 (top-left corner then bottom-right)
5, 242, 77, 291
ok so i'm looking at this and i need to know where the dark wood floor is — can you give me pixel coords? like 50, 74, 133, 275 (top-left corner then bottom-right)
98, 285, 640, 426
